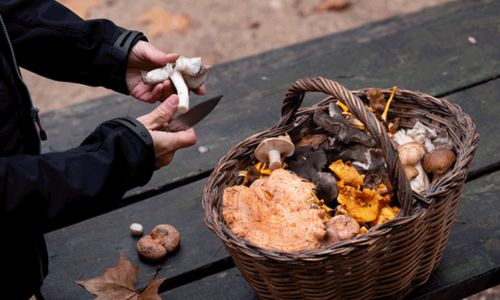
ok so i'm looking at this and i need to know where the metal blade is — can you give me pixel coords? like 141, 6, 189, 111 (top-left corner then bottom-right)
167, 95, 223, 132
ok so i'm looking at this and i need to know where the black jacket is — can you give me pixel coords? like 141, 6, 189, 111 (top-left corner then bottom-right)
0, 1, 155, 299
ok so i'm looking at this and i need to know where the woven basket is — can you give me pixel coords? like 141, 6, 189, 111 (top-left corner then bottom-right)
202, 77, 479, 299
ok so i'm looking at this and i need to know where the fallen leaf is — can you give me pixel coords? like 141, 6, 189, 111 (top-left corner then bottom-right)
76, 255, 166, 300
58, 0, 102, 18
138, 279, 165, 300
136, 5, 191, 38
315, 0, 351, 12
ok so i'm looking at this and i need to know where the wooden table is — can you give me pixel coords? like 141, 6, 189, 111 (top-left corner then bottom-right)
40, 0, 500, 298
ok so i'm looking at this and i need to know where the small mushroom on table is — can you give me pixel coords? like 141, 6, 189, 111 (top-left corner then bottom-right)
255, 135, 295, 170
136, 224, 180, 261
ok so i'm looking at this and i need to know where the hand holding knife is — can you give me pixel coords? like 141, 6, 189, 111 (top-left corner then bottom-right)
165, 95, 222, 132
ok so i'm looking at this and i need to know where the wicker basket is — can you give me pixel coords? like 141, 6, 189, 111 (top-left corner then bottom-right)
202, 77, 479, 299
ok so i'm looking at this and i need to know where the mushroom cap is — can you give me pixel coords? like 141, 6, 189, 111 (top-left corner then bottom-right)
136, 235, 167, 261
423, 148, 456, 175
151, 224, 181, 253
254, 135, 295, 163
397, 141, 426, 165
325, 214, 360, 244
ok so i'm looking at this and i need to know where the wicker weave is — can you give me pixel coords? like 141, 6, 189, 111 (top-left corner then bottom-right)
202, 77, 479, 299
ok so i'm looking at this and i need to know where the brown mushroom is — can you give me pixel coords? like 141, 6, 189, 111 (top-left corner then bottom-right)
255, 135, 295, 170
136, 235, 167, 261
404, 165, 419, 180
325, 214, 360, 244
397, 141, 426, 165
136, 224, 181, 261
151, 224, 181, 253
366, 88, 386, 113
423, 148, 456, 176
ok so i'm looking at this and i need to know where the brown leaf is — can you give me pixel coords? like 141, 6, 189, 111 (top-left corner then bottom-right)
136, 6, 191, 38
76, 255, 166, 300
139, 278, 166, 300
58, 0, 102, 18
315, 0, 351, 12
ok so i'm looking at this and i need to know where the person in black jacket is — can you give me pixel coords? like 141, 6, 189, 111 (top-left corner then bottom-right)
0, 1, 204, 299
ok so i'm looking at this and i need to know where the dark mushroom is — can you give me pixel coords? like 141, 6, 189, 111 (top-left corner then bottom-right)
313, 107, 375, 147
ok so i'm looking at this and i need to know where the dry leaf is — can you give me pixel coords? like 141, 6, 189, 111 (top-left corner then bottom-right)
59, 0, 101, 18
138, 279, 164, 300
76, 255, 166, 300
315, 0, 351, 12
136, 5, 191, 38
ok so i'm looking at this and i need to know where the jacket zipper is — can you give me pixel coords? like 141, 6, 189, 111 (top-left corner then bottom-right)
0, 15, 47, 141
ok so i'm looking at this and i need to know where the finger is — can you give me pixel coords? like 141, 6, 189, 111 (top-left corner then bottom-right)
192, 85, 206, 95
140, 42, 179, 69
137, 95, 179, 130
155, 128, 197, 151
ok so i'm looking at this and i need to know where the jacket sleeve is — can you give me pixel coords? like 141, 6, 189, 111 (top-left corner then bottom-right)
0, 0, 146, 94
0, 118, 155, 232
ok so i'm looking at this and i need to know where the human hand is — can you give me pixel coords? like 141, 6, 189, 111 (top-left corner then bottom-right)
127, 41, 206, 103
137, 94, 197, 168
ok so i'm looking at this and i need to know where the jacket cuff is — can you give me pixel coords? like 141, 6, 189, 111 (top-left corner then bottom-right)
107, 30, 148, 94
107, 117, 155, 186
111, 117, 153, 148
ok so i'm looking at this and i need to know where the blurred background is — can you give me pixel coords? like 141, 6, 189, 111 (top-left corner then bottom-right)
24, 0, 452, 112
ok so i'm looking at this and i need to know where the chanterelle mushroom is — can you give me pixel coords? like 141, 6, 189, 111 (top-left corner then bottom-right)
142, 56, 210, 113
255, 134, 295, 170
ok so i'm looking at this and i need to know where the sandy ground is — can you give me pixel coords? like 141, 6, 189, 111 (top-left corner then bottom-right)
23, 0, 452, 112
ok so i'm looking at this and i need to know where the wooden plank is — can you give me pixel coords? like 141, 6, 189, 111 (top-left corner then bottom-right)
163, 170, 500, 299
445, 79, 500, 174
41, 177, 225, 299
39, 0, 500, 199
40, 165, 500, 299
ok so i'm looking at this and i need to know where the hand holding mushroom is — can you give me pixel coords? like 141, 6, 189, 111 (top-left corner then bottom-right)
142, 56, 210, 113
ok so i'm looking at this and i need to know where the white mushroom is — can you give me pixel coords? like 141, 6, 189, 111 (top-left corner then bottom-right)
255, 135, 295, 170
393, 130, 430, 192
129, 222, 144, 237
142, 56, 210, 113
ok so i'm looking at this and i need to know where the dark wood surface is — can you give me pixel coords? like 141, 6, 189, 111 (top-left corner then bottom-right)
40, 0, 500, 299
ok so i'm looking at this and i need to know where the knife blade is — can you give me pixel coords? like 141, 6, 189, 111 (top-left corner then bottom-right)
166, 95, 222, 132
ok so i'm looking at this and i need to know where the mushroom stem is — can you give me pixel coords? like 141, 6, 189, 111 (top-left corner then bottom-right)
268, 149, 282, 170
170, 69, 189, 113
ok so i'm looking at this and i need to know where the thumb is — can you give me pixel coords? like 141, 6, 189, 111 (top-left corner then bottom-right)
137, 94, 179, 130
134, 41, 179, 69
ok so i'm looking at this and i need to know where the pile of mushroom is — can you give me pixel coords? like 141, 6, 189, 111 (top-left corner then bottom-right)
136, 224, 180, 261
223, 87, 458, 251
393, 121, 456, 193
142, 56, 209, 113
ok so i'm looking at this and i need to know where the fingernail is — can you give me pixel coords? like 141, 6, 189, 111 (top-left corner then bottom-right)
167, 95, 178, 106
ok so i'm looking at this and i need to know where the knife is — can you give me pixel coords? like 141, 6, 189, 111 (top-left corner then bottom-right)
166, 95, 223, 132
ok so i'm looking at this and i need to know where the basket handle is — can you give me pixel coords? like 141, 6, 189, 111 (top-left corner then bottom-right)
279, 77, 413, 216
